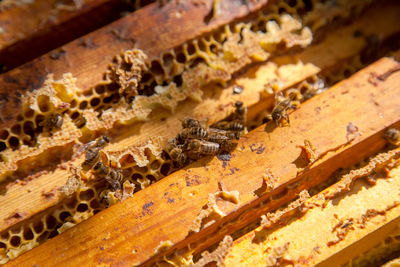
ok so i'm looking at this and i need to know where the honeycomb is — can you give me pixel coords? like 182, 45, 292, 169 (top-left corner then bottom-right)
0, 0, 374, 162
0, 10, 315, 181
188, 182, 240, 234
0, 183, 105, 264
0, 0, 378, 263
100, 136, 172, 191
190, 235, 233, 267
219, 149, 400, 267
0, 136, 173, 264
249, 34, 400, 131
149, 145, 400, 266
338, 214, 400, 267
0, 0, 372, 183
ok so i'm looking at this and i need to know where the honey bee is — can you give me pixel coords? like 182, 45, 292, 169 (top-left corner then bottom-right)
169, 147, 187, 167
384, 128, 400, 146
212, 101, 246, 132
302, 89, 317, 101
166, 137, 179, 151
302, 78, 326, 101
267, 93, 300, 126
177, 127, 208, 140
166, 137, 187, 166
82, 135, 110, 168
93, 161, 123, 190
212, 121, 244, 132
40, 113, 63, 132
234, 100, 245, 114
207, 127, 239, 141
181, 118, 202, 129
285, 88, 303, 102
233, 101, 246, 122
185, 139, 220, 155
207, 128, 239, 152
206, 131, 230, 144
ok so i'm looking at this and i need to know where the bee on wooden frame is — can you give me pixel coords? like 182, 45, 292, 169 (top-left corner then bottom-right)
207, 127, 239, 142
267, 92, 300, 126
169, 146, 187, 167
181, 118, 203, 129
301, 78, 327, 101
212, 101, 246, 133
185, 139, 220, 155
81, 135, 110, 169
233, 100, 246, 123
211, 120, 244, 132
93, 161, 124, 191
177, 126, 208, 141
165, 137, 187, 167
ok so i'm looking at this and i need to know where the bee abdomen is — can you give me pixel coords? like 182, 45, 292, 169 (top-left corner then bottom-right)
200, 141, 220, 154
207, 133, 230, 144
179, 127, 208, 139
106, 176, 121, 191
213, 121, 244, 131
83, 149, 100, 166
226, 122, 244, 131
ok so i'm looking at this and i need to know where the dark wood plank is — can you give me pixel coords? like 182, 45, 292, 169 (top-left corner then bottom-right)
7, 56, 400, 266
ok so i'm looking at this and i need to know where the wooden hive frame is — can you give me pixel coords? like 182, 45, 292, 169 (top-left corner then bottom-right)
1, 0, 400, 266
0, 0, 154, 72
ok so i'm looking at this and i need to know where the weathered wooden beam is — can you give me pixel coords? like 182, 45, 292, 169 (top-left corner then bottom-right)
0, 0, 268, 129
0, 0, 149, 73
318, 213, 400, 266
225, 155, 400, 266
3, 0, 400, 236
247, 1, 400, 121
7, 56, 400, 266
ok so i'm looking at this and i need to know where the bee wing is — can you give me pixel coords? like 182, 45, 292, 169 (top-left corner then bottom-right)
275, 91, 285, 104
73, 140, 96, 158
199, 118, 209, 129
208, 127, 226, 135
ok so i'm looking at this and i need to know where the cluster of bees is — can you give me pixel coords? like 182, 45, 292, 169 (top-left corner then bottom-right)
166, 101, 246, 166
36, 111, 124, 191
80, 135, 125, 191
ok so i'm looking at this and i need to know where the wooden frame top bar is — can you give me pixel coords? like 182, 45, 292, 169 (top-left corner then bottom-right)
8, 56, 400, 266
0, 0, 269, 128
0, 0, 138, 71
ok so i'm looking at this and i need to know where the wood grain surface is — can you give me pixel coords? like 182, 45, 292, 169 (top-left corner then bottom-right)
7, 56, 400, 266
2, 0, 399, 235
0, 0, 141, 71
0, 0, 269, 129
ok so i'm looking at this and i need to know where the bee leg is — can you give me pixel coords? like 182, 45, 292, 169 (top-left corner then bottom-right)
291, 100, 301, 109
102, 196, 110, 208
285, 113, 290, 126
